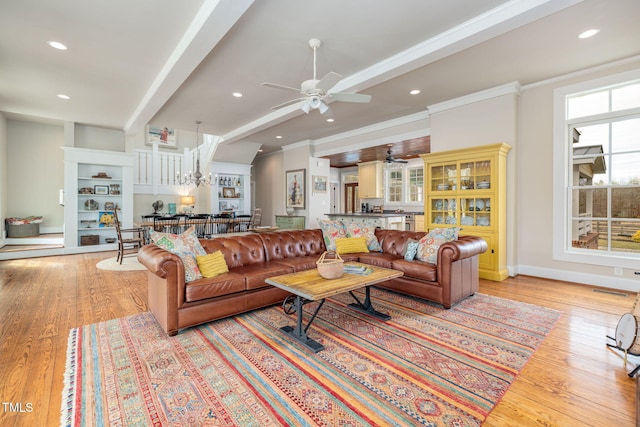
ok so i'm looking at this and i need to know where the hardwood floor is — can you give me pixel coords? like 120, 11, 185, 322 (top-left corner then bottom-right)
0, 252, 636, 426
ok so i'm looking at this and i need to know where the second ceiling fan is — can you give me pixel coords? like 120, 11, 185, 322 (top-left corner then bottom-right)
262, 38, 371, 115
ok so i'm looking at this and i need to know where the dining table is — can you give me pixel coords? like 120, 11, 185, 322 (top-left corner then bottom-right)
134, 214, 252, 242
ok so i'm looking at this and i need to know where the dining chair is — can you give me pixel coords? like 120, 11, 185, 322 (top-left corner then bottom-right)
234, 215, 252, 232
153, 216, 180, 233
249, 208, 262, 229
114, 209, 145, 264
187, 214, 210, 238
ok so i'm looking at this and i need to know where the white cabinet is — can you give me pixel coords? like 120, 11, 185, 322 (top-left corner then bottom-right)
63, 147, 134, 253
358, 161, 384, 198
210, 162, 251, 215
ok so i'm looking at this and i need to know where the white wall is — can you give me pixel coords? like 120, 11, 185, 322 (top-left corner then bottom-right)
6, 120, 65, 232
517, 59, 640, 289
253, 151, 285, 227
0, 113, 7, 239
429, 92, 519, 272
75, 124, 125, 151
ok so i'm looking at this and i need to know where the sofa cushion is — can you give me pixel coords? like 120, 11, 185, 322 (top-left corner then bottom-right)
357, 252, 399, 269
391, 259, 437, 282
196, 251, 229, 278
335, 237, 369, 254
231, 261, 293, 291
260, 230, 326, 262
185, 272, 246, 302
201, 234, 267, 268
375, 229, 427, 257
417, 227, 460, 264
318, 220, 347, 251
276, 255, 323, 272
344, 222, 382, 251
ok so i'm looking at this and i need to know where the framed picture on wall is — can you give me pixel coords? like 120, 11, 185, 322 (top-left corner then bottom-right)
285, 169, 306, 209
145, 125, 177, 149
312, 175, 327, 193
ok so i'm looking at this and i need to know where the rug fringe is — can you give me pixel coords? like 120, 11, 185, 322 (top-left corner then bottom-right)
60, 327, 79, 427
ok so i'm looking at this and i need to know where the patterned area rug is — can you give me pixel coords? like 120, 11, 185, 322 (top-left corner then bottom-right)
61, 290, 560, 426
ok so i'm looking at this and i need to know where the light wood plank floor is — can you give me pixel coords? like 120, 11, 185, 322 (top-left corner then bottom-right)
0, 252, 636, 426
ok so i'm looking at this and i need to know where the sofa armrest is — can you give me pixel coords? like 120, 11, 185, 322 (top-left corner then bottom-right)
137, 244, 183, 279
437, 235, 488, 308
437, 235, 488, 265
138, 244, 187, 306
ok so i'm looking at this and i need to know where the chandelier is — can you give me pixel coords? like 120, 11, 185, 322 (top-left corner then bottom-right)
176, 120, 214, 187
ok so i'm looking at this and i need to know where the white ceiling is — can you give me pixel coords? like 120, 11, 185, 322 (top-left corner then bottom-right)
1, 0, 639, 157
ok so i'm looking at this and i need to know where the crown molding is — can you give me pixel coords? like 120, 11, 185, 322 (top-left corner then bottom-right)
427, 81, 522, 115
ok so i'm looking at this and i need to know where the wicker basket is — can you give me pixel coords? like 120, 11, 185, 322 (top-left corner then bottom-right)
316, 251, 344, 279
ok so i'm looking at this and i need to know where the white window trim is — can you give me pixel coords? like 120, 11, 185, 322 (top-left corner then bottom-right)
552, 68, 640, 269
384, 160, 424, 206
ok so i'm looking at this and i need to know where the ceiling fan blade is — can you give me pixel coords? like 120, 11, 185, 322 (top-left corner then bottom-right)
262, 82, 301, 93
329, 92, 372, 103
270, 97, 305, 110
316, 72, 342, 93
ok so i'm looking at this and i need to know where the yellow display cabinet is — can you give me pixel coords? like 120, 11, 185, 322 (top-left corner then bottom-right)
420, 143, 511, 281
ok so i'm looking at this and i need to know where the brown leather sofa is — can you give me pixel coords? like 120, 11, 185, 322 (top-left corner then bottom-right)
137, 229, 487, 336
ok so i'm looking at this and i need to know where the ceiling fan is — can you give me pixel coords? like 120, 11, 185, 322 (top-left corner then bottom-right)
262, 38, 371, 115
385, 148, 408, 163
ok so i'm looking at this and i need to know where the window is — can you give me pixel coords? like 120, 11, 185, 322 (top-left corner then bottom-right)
387, 169, 403, 203
385, 164, 424, 204
407, 167, 424, 203
553, 70, 640, 267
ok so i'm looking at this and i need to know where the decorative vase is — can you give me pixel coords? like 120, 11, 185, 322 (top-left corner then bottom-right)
286, 207, 294, 216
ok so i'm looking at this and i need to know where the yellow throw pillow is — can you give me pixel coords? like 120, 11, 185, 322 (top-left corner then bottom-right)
334, 237, 369, 254
196, 251, 229, 278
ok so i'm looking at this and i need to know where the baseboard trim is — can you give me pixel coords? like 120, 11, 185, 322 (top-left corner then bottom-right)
516, 264, 639, 292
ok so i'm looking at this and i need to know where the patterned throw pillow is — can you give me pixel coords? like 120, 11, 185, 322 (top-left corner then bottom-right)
345, 222, 382, 252
404, 241, 419, 261
335, 236, 369, 254
416, 227, 460, 264
196, 251, 229, 278
150, 226, 206, 282
318, 220, 347, 251
401, 238, 419, 256
151, 226, 206, 256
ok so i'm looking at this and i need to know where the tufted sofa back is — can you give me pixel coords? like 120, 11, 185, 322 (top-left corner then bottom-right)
200, 234, 267, 269
259, 230, 326, 262
375, 229, 427, 256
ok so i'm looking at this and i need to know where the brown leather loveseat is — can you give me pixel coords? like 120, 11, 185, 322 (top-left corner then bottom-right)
137, 229, 487, 336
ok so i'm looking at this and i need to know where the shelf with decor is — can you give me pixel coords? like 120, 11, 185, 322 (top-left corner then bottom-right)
421, 143, 511, 281
210, 162, 251, 215
63, 147, 135, 253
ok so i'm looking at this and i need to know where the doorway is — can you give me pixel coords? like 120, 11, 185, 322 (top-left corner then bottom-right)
344, 183, 359, 213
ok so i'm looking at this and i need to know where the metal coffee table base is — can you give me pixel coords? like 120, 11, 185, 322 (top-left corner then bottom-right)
281, 286, 388, 353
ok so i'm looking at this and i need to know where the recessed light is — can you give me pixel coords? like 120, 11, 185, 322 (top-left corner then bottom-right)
578, 29, 600, 39
409, 89, 421, 95
57, 94, 70, 100
232, 92, 243, 98
258, 149, 263, 152
48, 41, 68, 50
276, 135, 283, 139
326, 118, 334, 122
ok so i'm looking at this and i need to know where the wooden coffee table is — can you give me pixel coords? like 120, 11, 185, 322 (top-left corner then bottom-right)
266, 263, 403, 353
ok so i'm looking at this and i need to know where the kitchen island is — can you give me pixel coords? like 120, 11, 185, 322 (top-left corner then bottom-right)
324, 213, 405, 230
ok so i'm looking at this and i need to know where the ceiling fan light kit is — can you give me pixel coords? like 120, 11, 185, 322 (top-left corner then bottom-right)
262, 38, 371, 115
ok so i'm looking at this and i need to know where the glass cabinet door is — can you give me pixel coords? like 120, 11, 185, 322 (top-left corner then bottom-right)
430, 163, 457, 192
460, 159, 492, 190
459, 197, 492, 227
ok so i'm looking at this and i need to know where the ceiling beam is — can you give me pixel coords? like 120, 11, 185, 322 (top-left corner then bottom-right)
124, 0, 254, 135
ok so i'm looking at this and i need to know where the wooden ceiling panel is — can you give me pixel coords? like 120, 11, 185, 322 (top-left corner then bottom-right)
324, 136, 430, 168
